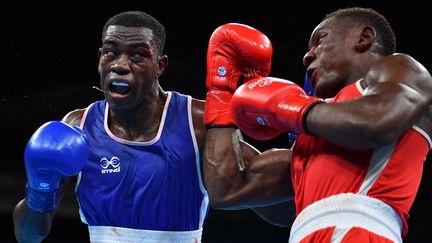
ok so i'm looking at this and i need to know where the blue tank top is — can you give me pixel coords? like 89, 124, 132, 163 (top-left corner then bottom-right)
76, 91, 209, 231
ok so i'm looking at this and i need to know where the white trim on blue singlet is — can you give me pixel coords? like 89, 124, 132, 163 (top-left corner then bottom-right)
186, 96, 209, 228
103, 92, 172, 146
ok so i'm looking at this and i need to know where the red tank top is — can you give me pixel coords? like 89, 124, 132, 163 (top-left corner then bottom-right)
291, 80, 431, 237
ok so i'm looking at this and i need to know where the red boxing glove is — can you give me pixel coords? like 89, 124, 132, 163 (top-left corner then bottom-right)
204, 23, 273, 127
231, 77, 323, 140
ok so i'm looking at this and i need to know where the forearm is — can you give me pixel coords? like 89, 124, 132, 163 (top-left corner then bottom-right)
14, 160, 73, 243
306, 83, 428, 150
13, 199, 55, 243
203, 127, 253, 207
204, 128, 293, 208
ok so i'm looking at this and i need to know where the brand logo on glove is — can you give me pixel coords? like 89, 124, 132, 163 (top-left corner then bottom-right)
248, 78, 273, 89
217, 66, 227, 76
100, 156, 121, 174
256, 117, 266, 125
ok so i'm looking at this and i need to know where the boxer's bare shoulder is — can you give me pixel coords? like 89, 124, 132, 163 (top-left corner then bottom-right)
62, 109, 86, 126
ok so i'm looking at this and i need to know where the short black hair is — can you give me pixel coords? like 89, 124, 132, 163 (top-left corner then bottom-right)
102, 11, 166, 56
325, 7, 396, 56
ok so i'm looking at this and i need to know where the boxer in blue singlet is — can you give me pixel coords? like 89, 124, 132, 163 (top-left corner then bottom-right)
76, 91, 207, 241
13, 11, 294, 243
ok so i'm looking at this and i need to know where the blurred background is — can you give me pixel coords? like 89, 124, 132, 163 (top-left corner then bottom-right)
1, 1, 430, 242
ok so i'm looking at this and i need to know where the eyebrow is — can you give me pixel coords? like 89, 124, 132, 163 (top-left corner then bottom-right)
308, 28, 325, 48
102, 40, 117, 46
102, 40, 151, 50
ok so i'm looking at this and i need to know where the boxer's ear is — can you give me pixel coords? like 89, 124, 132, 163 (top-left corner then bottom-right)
156, 55, 168, 77
355, 26, 376, 53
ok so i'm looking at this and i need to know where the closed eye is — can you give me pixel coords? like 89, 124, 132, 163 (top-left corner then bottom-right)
317, 33, 327, 45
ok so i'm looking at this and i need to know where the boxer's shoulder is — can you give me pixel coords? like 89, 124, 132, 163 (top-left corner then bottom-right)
192, 98, 205, 114
62, 108, 86, 127
191, 98, 207, 147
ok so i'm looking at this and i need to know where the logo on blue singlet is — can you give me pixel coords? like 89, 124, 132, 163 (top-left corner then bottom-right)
100, 156, 121, 174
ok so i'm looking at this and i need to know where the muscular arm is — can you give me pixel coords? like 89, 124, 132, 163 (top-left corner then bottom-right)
13, 109, 85, 242
306, 54, 432, 150
203, 128, 293, 209
196, 93, 294, 226
13, 183, 70, 243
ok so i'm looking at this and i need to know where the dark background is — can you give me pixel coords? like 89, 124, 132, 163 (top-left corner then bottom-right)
1, 1, 431, 242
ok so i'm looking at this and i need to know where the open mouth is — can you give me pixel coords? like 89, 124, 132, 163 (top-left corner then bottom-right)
109, 80, 131, 95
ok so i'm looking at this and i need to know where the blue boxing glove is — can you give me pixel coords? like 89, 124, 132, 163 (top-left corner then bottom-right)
303, 72, 315, 96
287, 73, 316, 142
24, 121, 88, 213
